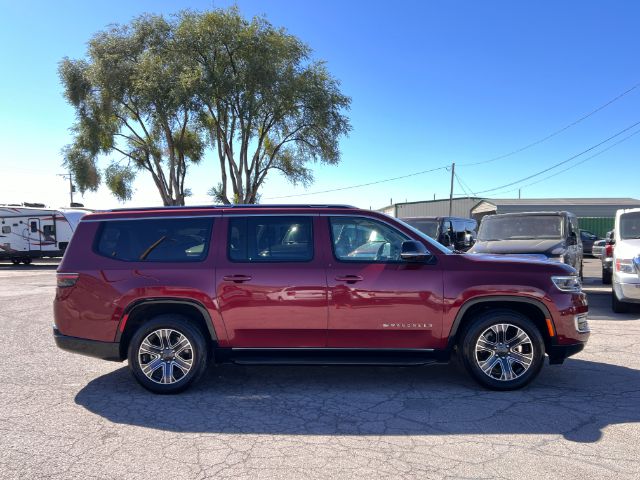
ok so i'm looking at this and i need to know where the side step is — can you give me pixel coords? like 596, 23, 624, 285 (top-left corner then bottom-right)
221, 348, 446, 366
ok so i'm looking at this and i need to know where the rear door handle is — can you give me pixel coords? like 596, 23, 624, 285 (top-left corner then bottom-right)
335, 275, 363, 283
223, 274, 253, 283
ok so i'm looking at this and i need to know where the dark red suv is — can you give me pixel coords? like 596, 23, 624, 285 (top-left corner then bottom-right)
54, 205, 589, 393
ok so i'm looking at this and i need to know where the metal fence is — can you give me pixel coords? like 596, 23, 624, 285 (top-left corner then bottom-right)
578, 217, 614, 237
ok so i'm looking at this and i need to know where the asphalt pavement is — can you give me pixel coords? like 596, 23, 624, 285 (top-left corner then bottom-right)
0, 258, 639, 479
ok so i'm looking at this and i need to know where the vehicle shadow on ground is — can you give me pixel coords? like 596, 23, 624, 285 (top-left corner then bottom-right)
586, 289, 640, 318
75, 358, 640, 443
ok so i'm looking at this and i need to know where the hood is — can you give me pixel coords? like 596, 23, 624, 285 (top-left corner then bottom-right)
469, 238, 564, 256
615, 238, 640, 258
461, 252, 576, 274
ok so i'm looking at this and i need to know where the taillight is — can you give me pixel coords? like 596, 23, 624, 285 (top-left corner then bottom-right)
57, 273, 79, 288
605, 244, 614, 257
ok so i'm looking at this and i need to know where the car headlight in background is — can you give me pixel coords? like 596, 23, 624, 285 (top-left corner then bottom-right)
615, 258, 637, 274
551, 275, 582, 292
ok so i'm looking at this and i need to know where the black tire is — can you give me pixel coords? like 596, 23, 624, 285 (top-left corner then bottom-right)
612, 290, 629, 314
10, 258, 20, 265
459, 309, 545, 390
602, 268, 612, 285
22, 258, 32, 265
579, 262, 584, 280
127, 314, 208, 394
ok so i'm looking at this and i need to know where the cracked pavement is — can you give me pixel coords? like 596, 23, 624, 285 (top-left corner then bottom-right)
1, 258, 639, 479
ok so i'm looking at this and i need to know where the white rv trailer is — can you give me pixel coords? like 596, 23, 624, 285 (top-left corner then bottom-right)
0, 206, 88, 264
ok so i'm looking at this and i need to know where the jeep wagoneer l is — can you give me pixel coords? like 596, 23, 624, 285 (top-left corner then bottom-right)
54, 205, 589, 393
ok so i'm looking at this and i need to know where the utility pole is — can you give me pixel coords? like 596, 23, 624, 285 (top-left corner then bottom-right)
518, 188, 521, 199
448, 162, 455, 216
57, 173, 75, 207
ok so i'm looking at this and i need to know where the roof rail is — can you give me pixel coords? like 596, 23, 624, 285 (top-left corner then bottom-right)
106, 204, 357, 212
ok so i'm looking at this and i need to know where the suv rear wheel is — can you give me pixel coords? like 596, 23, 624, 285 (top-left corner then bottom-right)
460, 310, 545, 390
127, 314, 208, 394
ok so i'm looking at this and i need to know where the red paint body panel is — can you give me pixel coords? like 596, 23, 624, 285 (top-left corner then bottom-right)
54, 206, 589, 358
214, 217, 329, 347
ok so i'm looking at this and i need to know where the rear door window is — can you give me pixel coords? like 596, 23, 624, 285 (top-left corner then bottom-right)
96, 217, 213, 262
228, 216, 313, 262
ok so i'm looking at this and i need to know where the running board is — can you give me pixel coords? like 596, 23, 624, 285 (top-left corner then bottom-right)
219, 348, 447, 366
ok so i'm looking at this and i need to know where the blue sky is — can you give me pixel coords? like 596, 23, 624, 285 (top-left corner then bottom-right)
1, 0, 639, 209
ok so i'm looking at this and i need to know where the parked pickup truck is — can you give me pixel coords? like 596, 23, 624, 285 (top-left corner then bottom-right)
612, 209, 640, 312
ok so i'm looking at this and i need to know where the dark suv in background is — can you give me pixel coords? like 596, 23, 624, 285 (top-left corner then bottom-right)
469, 211, 583, 276
54, 205, 589, 393
401, 216, 477, 251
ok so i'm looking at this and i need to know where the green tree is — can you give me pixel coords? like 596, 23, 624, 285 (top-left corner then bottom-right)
176, 8, 351, 204
59, 15, 205, 206
59, 8, 350, 205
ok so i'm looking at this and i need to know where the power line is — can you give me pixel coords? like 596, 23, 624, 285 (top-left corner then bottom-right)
454, 171, 471, 197
454, 171, 476, 197
458, 81, 640, 167
470, 120, 640, 195
263, 83, 640, 201
487, 127, 640, 197
263, 165, 450, 200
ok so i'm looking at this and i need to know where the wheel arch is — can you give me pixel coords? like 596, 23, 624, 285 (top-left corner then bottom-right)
447, 296, 554, 351
116, 298, 217, 360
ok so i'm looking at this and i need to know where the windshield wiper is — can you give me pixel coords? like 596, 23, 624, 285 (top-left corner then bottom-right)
139, 235, 167, 261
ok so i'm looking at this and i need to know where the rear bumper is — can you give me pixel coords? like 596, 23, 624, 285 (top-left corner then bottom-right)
547, 342, 585, 364
613, 281, 640, 302
53, 328, 122, 361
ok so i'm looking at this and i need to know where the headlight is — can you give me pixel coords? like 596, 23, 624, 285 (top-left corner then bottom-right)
551, 275, 581, 292
615, 258, 636, 274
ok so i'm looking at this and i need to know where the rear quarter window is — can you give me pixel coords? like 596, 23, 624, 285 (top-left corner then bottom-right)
95, 217, 213, 262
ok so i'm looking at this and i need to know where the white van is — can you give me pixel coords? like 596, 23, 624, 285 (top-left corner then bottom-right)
612, 208, 640, 312
0, 206, 88, 264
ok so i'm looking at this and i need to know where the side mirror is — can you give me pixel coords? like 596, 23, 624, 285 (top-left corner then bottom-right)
400, 240, 432, 262
567, 232, 577, 246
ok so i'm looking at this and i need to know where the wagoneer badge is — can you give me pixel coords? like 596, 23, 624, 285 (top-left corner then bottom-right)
383, 323, 432, 329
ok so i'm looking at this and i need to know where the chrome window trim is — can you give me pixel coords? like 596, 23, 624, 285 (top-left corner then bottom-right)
82, 214, 221, 223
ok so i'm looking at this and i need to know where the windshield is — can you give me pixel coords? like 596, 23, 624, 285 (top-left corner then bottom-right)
620, 212, 640, 239
478, 215, 563, 241
394, 218, 451, 254
402, 219, 439, 239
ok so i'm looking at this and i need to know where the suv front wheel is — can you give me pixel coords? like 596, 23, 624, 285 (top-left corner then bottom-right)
128, 314, 208, 394
460, 310, 545, 390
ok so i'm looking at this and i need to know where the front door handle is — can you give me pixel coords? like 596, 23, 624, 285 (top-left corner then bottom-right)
335, 275, 363, 284
223, 274, 253, 283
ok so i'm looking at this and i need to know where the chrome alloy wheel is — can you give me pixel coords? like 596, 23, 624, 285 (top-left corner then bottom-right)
138, 329, 194, 384
474, 323, 534, 381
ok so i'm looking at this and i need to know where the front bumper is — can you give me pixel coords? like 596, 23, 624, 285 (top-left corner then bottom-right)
53, 328, 122, 361
547, 342, 585, 364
